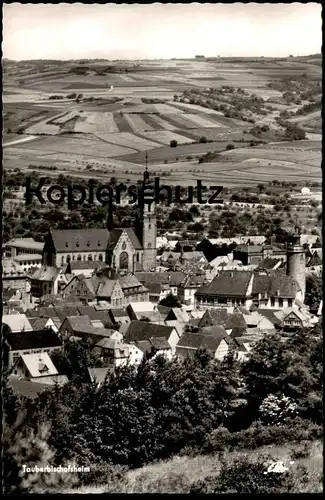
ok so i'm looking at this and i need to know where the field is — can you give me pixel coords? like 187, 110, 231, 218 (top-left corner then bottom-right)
64, 440, 323, 493
3, 55, 322, 188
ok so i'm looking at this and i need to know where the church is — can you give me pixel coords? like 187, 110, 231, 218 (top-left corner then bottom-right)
42, 169, 157, 273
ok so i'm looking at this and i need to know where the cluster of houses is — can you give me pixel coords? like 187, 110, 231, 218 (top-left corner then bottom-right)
2, 172, 322, 397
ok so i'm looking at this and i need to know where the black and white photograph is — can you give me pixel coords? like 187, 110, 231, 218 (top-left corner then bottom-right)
2, 2, 323, 494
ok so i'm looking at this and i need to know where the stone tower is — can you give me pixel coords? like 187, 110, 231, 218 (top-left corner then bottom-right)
286, 226, 306, 303
136, 159, 157, 271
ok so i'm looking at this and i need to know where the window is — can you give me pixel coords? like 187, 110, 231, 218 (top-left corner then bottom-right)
61, 256, 65, 266
288, 298, 293, 307
279, 298, 283, 307
77, 254, 82, 261
148, 224, 151, 230
66, 255, 71, 263
88, 254, 93, 261
119, 251, 129, 269
99, 253, 103, 261
271, 297, 275, 307
83, 255, 86, 261
72, 255, 76, 261
148, 243, 152, 248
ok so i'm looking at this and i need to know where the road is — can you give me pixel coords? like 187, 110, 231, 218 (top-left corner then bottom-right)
3, 135, 38, 148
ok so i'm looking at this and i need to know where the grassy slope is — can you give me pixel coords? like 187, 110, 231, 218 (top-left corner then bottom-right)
65, 440, 323, 494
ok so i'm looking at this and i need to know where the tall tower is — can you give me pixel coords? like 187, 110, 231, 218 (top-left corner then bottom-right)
138, 155, 157, 271
286, 225, 306, 302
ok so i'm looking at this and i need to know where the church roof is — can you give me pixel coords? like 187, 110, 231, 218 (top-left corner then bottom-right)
108, 228, 142, 250
50, 229, 109, 253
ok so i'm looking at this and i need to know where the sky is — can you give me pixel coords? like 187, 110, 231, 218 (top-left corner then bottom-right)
3, 3, 322, 60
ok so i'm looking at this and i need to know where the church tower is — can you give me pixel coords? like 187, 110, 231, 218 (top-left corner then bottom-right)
137, 155, 157, 271
286, 225, 306, 303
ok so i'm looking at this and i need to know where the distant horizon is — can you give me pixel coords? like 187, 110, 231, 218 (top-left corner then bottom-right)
3, 53, 322, 63
3, 3, 322, 60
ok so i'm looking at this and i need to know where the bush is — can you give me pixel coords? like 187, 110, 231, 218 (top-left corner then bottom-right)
199, 136, 208, 143
226, 144, 235, 150
170, 140, 178, 148
190, 455, 298, 494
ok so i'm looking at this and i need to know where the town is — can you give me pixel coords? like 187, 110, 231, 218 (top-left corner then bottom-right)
2, 2, 322, 495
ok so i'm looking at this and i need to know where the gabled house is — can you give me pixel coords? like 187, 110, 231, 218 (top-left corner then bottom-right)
10, 352, 68, 386
126, 302, 165, 323
30, 266, 63, 298
4, 328, 62, 370
92, 338, 143, 368
177, 273, 207, 309
108, 308, 130, 326
123, 320, 179, 353
62, 274, 96, 304
59, 316, 119, 343
176, 329, 231, 361
136, 337, 173, 361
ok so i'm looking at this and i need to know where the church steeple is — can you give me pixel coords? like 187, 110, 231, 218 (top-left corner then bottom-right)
139, 153, 157, 271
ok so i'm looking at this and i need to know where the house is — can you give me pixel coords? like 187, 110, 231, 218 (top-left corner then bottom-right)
2, 314, 33, 333
3, 237, 44, 259
87, 367, 113, 386
136, 337, 173, 361
62, 274, 96, 304
92, 338, 143, 367
256, 257, 284, 271
10, 352, 68, 386
195, 270, 302, 311
275, 308, 318, 330
176, 329, 231, 361
123, 320, 179, 353
233, 245, 287, 266
136, 271, 185, 302
13, 253, 42, 272
65, 260, 107, 277
59, 316, 119, 343
3, 328, 62, 370
27, 316, 61, 333
2, 258, 31, 293
126, 302, 163, 322
177, 273, 207, 309
63, 268, 149, 307
199, 308, 229, 328
108, 308, 130, 326
7, 377, 49, 399
30, 266, 62, 298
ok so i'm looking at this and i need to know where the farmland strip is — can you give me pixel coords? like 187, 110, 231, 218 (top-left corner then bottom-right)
113, 112, 134, 133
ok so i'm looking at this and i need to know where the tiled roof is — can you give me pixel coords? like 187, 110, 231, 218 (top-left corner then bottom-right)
67, 261, 107, 271
225, 313, 247, 330
28, 317, 49, 330
201, 325, 229, 340
8, 377, 48, 399
108, 228, 142, 250
50, 229, 110, 253
5, 329, 62, 351
54, 306, 81, 321
229, 326, 247, 338
2, 259, 26, 277
136, 271, 185, 286
30, 266, 61, 282
145, 282, 162, 294
66, 315, 93, 330
196, 271, 253, 298
6, 238, 44, 251
256, 257, 282, 270
176, 332, 229, 351
109, 308, 129, 318
149, 337, 171, 350
199, 308, 228, 327
124, 321, 174, 343
119, 274, 143, 289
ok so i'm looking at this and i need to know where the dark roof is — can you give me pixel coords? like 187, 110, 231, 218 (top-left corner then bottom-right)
177, 332, 229, 351
225, 313, 247, 330
253, 272, 300, 298
124, 321, 174, 343
54, 306, 81, 322
229, 326, 247, 338
3, 289, 17, 301
77, 306, 112, 324
5, 329, 62, 351
143, 282, 162, 294
196, 271, 253, 298
136, 271, 185, 287
28, 317, 49, 330
109, 308, 129, 318
108, 228, 142, 250
50, 229, 110, 253
201, 325, 229, 339
256, 257, 282, 270
67, 261, 107, 271
149, 337, 171, 350
8, 377, 49, 399
30, 266, 60, 282
26, 307, 56, 319
199, 308, 229, 327
157, 305, 172, 318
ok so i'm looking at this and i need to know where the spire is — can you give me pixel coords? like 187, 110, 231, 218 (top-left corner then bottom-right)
143, 152, 150, 184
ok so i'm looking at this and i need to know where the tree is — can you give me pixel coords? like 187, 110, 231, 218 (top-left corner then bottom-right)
305, 274, 322, 313
170, 140, 178, 148
199, 136, 208, 143
226, 144, 235, 150
159, 293, 181, 308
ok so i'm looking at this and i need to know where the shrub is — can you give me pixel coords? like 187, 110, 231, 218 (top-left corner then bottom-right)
190, 455, 298, 494
170, 140, 178, 148
258, 394, 298, 426
199, 136, 208, 143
